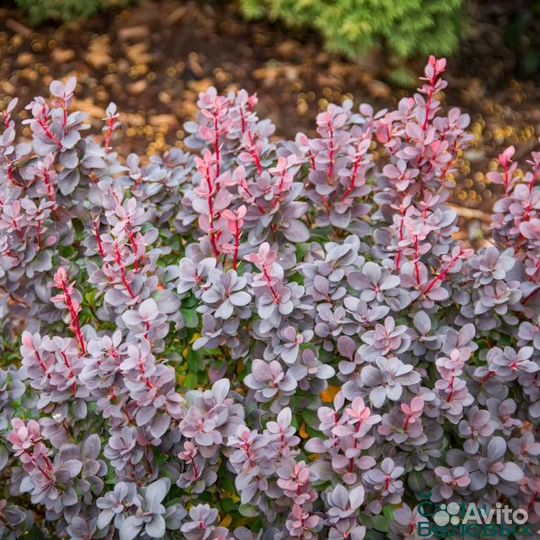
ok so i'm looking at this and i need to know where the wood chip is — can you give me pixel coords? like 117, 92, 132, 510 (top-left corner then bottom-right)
149, 114, 177, 128
51, 48, 75, 63
5, 18, 32, 39
125, 43, 151, 65
16, 52, 34, 67
71, 99, 105, 118
85, 36, 112, 69
118, 25, 150, 41
0, 81, 16, 95
366, 80, 391, 99
127, 80, 148, 95
120, 112, 146, 127
166, 6, 187, 25
449, 204, 492, 223
276, 40, 299, 59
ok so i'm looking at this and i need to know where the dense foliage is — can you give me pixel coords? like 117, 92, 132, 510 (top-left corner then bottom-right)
239, 0, 464, 62
0, 57, 539, 539
14, 0, 131, 24
503, 0, 540, 78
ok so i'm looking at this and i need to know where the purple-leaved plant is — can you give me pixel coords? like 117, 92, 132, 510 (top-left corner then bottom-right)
0, 56, 539, 539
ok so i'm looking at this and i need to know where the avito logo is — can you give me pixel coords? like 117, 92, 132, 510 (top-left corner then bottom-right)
416, 494, 535, 538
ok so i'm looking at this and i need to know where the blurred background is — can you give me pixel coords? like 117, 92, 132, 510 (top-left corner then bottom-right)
0, 0, 538, 229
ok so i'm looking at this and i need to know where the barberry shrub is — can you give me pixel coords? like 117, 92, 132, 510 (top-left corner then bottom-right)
0, 57, 539, 540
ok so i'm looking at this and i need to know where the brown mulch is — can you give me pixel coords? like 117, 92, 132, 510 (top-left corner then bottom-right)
0, 0, 538, 223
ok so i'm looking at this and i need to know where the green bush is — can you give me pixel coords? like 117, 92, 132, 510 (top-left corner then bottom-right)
240, 0, 465, 61
503, 1, 540, 78
15, 0, 131, 24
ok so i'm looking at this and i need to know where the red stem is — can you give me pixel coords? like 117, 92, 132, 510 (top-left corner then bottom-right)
414, 235, 421, 285
37, 111, 61, 146
59, 350, 77, 397
395, 204, 406, 272
20, 446, 54, 479
114, 243, 137, 299
32, 346, 52, 380
422, 249, 464, 296
58, 274, 86, 355
248, 132, 262, 174
42, 169, 57, 209
422, 74, 438, 131
502, 161, 511, 195
104, 116, 116, 151
262, 267, 281, 303
203, 169, 220, 257
341, 154, 362, 203
233, 220, 240, 270
214, 116, 221, 179
447, 372, 456, 402
327, 122, 335, 184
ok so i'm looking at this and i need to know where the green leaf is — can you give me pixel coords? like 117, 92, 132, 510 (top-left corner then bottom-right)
239, 504, 260, 517
371, 514, 389, 533
184, 372, 198, 389
383, 504, 398, 522
221, 498, 238, 512
181, 308, 199, 329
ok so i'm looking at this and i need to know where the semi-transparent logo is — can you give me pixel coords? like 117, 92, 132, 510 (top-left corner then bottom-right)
416, 492, 534, 538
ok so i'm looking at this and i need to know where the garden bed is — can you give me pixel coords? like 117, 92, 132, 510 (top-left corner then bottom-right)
0, 0, 538, 223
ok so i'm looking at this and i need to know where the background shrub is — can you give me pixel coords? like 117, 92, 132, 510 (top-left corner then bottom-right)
500, 0, 540, 77
239, 0, 464, 61
14, 0, 132, 24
